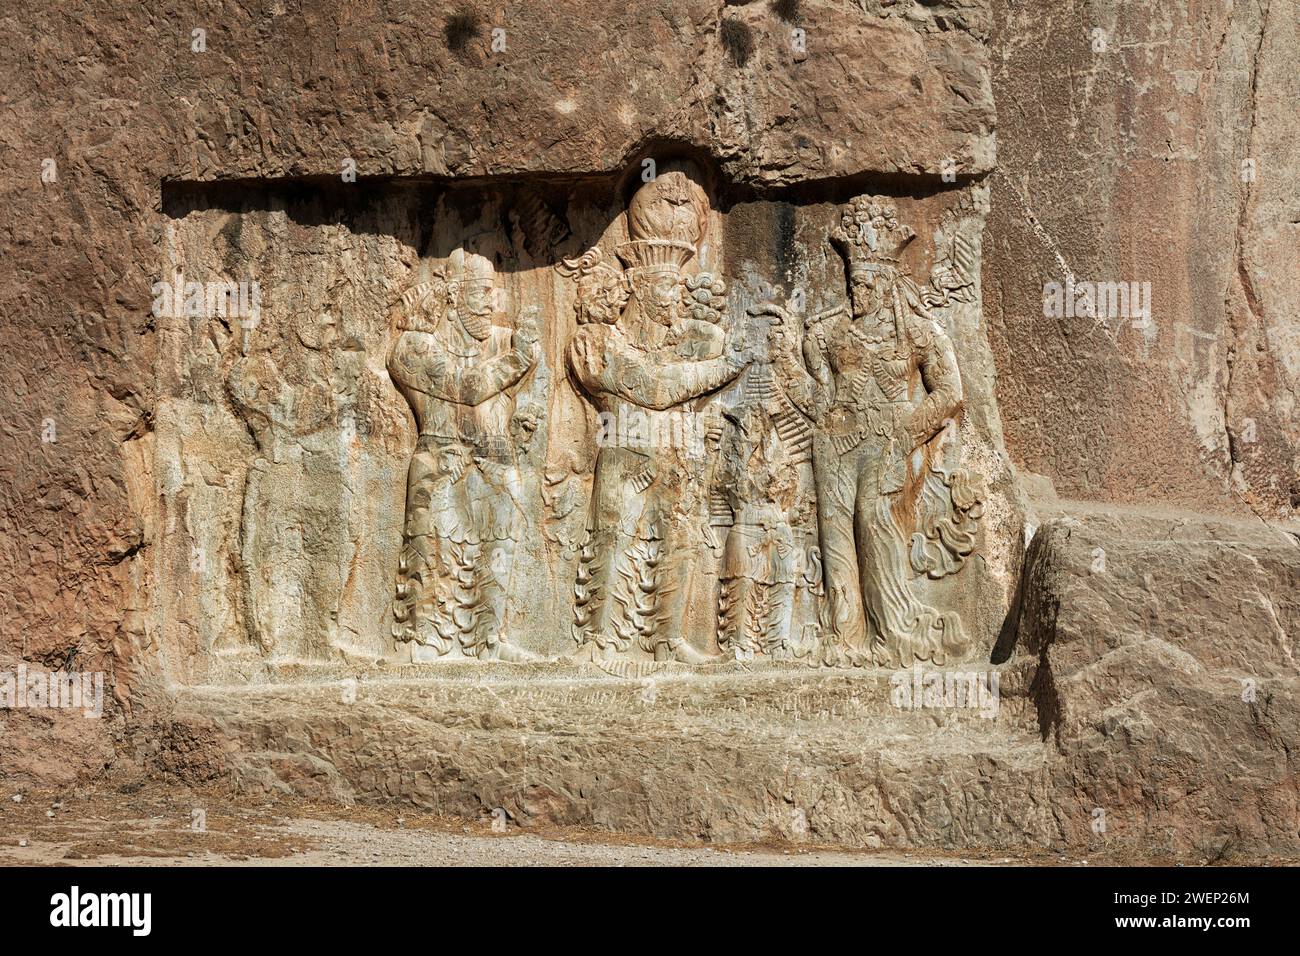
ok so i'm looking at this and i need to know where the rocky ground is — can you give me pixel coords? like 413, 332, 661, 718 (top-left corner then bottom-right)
0, 782, 1266, 867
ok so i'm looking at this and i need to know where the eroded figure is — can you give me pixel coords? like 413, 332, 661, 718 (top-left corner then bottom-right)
758, 197, 984, 666
560, 167, 749, 662
388, 246, 542, 661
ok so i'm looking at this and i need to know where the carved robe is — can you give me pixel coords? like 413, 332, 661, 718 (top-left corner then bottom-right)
776, 283, 973, 665
388, 319, 534, 658
567, 321, 743, 659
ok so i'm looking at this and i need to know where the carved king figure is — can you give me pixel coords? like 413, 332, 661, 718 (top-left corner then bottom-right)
562, 166, 749, 662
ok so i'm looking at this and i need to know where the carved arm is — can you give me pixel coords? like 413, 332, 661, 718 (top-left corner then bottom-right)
392, 333, 537, 407
906, 323, 964, 447
749, 304, 830, 417
569, 327, 745, 411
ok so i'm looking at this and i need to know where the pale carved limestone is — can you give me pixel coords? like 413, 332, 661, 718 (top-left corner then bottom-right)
563, 168, 748, 663
388, 245, 542, 662
369, 163, 995, 669
760, 197, 985, 667
549, 169, 986, 667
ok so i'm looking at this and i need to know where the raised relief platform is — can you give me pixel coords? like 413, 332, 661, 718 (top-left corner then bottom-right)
142, 160, 1299, 856
145, 502, 1300, 855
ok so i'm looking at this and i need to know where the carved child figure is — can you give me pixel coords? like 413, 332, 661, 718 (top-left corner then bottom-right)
712, 405, 803, 659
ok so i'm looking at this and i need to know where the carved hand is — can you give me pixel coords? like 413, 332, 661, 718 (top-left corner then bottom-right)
514, 312, 541, 361
724, 330, 757, 372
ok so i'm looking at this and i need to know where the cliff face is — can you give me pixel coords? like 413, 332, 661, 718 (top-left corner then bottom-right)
0, 1, 1295, 856
985, 0, 1298, 518
1, 0, 1005, 699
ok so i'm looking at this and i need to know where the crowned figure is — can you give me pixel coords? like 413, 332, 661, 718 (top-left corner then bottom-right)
756, 197, 978, 666
561, 163, 749, 663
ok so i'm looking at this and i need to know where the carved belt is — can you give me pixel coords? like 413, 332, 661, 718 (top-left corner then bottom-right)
827, 401, 910, 456
733, 504, 786, 527
417, 432, 512, 463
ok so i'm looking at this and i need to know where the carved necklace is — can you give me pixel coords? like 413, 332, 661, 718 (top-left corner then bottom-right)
847, 313, 896, 349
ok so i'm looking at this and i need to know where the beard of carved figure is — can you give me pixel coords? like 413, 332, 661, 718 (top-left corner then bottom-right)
631, 269, 682, 328
455, 280, 494, 341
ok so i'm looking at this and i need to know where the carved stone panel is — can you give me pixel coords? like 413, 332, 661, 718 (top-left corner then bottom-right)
152, 160, 1021, 681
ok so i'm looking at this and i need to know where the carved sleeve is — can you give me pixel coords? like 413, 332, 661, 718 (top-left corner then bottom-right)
908, 322, 964, 446
569, 327, 743, 411
771, 331, 830, 418
395, 334, 535, 407
451, 345, 535, 406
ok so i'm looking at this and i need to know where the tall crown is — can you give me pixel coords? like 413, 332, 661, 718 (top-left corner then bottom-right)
831, 196, 916, 274
617, 162, 709, 276
615, 238, 695, 274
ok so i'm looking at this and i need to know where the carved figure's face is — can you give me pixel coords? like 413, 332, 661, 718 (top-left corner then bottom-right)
457, 279, 495, 340
850, 272, 885, 319
577, 269, 630, 325
634, 270, 682, 326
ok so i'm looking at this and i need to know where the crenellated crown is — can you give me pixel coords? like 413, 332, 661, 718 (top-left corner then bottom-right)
615, 238, 696, 274
831, 196, 916, 274
616, 162, 709, 276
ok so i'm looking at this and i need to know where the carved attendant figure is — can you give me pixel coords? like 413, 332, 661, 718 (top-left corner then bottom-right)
388, 246, 541, 661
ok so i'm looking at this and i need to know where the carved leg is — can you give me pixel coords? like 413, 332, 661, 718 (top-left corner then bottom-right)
651, 522, 721, 664
392, 449, 456, 656
814, 446, 869, 658
717, 576, 748, 656
468, 462, 543, 663
570, 527, 635, 659
761, 581, 797, 657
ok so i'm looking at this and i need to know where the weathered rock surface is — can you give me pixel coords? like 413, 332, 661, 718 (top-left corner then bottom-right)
985, 0, 1299, 519
0, 0, 1002, 706
1, 0, 1296, 858
133, 503, 1297, 856
1009, 501, 1300, 854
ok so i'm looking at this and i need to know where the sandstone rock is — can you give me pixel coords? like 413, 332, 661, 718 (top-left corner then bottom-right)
985, 0, 1299, 520
1007, 502, 1300, 854
0, 0, 1296, 861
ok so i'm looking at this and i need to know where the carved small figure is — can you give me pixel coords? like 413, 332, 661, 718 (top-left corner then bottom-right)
713, 405, 801, 659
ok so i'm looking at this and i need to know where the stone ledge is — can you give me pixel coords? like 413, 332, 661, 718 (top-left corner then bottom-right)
132, 503, 1300, 858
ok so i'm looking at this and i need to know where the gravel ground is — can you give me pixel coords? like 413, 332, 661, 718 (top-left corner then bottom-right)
0, 781, 1229, 867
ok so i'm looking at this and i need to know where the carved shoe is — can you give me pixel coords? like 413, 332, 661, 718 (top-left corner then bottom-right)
490, 641, 545, 663
666, 640, 724, 666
